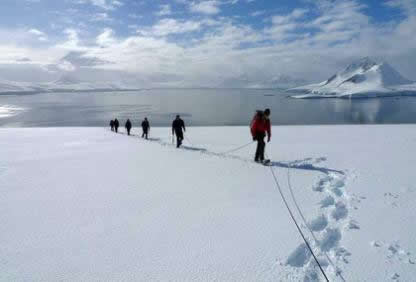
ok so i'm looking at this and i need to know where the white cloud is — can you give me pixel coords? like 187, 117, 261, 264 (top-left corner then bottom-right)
156, 4, 172, 16
96, 28, 116, 46
1, 0, 416, 86
189, 1, 221, 15
140, 19, 203, 36
76, 0, 123, 10
28, 28, 48, 41
251, 10, 265, 17
90, 12, 113, 22
28, 29, 44, 36
56, 29, 82, 50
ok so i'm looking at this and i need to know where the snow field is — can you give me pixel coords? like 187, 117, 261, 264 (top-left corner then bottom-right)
1, 125, 416, 281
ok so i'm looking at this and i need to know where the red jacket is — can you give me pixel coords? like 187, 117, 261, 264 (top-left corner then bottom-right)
251, 117, 271, 138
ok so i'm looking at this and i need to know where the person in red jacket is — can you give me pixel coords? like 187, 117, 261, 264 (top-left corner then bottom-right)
250, 109, 271, 163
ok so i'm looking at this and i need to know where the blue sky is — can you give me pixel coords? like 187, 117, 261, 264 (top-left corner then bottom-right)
0, 0, 415, 86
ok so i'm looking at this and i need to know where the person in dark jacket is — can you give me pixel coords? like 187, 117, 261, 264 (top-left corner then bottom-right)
125, 119, 132, 135
110, 120, 114, 131
172, 115, 186, 148
141, 117, 150, 139
250, 109, 271, 163
114, 118, 119, 133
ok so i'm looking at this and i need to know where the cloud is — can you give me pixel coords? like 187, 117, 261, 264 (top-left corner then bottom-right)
90, 12, 113, 22
139, 19, 203, 36
96, 28, 116, 46
28, 28, 48, 41
385, 0, 416, 15
251, 10, 265, 17
16, 57, 32, 62
76, 0, 123, 10
189, 1, 221, 15
156, 4, 172, 16
1, 0, 416, 86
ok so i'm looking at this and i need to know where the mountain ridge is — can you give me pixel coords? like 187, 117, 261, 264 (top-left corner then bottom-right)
289, 57, 416, 98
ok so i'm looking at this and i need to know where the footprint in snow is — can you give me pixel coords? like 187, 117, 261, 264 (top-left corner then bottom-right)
384, 192, 400, 207
384, 192, 399, 199
331, 202, 348, 221
346, 220, 360, 230
312, 176, 331, 192
336, 247, 352, 263
286, 243, 311, 267
308, 215, 328, 232
320, 228, 342, 252
371, 241, 415, 265
320, 195, 335, 208
370, 240, 382, 247
391, 273, 400, 280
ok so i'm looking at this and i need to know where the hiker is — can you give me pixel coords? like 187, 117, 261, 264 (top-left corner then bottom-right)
114, 118, 119, 133
172, 115, 186, 148
125, 119, 132, 136
250, 109, 271, 163
110, 120, 114, 131
141, 117, 150, 139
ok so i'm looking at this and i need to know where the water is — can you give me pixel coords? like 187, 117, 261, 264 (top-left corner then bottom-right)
1, 89, 416, 127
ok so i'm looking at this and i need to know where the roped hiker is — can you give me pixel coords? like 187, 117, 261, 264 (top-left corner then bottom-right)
250, 109, 271, 163
172, 115, 186, 148
110, 119, 114, 131
141, 117, 150, 139
114, 118, 120, 133
125, 119, 132, 136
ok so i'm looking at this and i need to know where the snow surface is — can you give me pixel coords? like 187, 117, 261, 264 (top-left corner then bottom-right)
1, 126, 416, 281
289, 58, 416, 98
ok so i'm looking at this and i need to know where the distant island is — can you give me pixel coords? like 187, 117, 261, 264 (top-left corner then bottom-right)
287, 57, 416, 99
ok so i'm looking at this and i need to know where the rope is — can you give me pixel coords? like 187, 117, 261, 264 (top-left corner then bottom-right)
218, 141, 255, 155
184, 135, 194, 146
267, 165, 329, 282
286, 165, 346, 282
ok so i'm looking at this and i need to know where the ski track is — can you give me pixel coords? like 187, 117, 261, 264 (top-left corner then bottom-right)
112, 130, 354, 281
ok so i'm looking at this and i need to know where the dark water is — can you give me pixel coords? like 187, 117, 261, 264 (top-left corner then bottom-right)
1, 89, 416, 127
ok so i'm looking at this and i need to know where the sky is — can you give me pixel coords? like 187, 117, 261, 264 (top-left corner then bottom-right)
0, 0, 415, 87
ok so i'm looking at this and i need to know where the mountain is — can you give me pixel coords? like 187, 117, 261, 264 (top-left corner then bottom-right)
43, 74, 125, 91
288, 57, 416, 98
251, 74, 308, 89
0, 78, 48, 94
216, 74, 308, 89
0, 74, 131, 94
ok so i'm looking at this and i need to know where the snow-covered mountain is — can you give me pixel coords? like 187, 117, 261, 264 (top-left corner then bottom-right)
248, 74, 308, 89
42, 74, 125, 91
215, 74, 307, 89
0, 79, 40, 93
288, 57, 416, 98
0, 74, 131, 94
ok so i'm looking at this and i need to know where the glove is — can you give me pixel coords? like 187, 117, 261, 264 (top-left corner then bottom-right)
267, 136, 271, 143
253, 136, 257, 141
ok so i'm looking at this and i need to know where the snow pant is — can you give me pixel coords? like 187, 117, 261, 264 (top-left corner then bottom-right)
110, 126, 114, 131
255, 133, 266, 161
142, 128, 148, 139
115, 127, 118, 133
175, 130, 184, 148
126, 128, 131, 135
